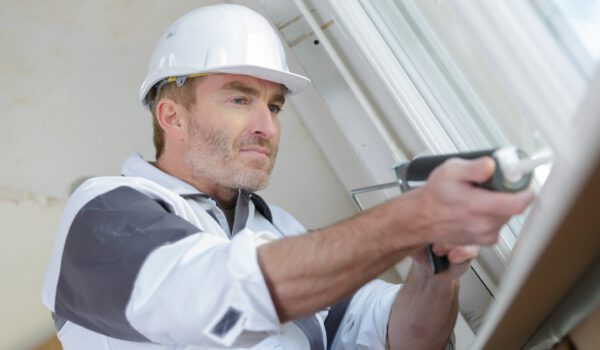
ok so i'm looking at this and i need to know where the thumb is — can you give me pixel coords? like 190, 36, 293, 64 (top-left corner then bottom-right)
447, 245, 480, 264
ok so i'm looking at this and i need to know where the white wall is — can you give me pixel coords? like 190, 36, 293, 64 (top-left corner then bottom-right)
0, 198, 63, 349
1, 0, 221, 199
1, 1, 356, 348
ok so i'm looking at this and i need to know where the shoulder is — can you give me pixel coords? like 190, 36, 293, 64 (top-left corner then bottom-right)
57, 176, 193, 234
68, 176, 183, 211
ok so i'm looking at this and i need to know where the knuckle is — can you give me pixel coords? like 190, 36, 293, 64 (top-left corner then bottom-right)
482, 231, 498, 245
437, 158, 462, 178
473, 219, 492, 234
429, 164, 447, 181
471, 219, 500, 243
465, 199, 480, 213
514, 198, 530, 214
484, 236, 496, 245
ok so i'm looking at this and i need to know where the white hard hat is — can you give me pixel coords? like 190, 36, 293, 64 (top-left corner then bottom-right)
140, 4, 311, 107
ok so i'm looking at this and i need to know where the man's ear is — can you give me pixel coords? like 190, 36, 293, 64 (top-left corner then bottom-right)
155, 98, 186, 141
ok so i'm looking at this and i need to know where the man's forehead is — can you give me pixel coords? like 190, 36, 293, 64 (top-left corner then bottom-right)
203, 73, 288, 95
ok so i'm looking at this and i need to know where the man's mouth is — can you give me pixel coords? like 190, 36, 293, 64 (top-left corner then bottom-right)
240, 146, 271, 158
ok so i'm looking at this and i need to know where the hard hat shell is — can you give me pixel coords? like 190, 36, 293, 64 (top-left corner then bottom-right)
140, 4, 311, 106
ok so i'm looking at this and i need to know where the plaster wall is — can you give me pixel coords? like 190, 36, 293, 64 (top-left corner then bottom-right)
0, 1, 356, 348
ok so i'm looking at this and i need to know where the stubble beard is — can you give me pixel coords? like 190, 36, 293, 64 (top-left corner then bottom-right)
184, 124, 278, 193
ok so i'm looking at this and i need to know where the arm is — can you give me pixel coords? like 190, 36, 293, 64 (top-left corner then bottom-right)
387, 245, 478, 349
258, 157, 534, 323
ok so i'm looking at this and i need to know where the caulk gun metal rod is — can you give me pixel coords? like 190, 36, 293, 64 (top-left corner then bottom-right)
293, 0, 405, 163
349, 180, 402, 196
350, 180, 402, 213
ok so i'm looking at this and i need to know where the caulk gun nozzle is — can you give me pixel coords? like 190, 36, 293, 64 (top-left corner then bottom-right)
507, 150, 554, 177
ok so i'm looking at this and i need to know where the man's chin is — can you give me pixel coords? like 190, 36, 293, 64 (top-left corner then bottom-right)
234, 170, 271, 192
241, 156, 273, 170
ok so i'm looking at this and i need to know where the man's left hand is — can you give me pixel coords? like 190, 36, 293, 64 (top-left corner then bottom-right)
412, 244, 480, 281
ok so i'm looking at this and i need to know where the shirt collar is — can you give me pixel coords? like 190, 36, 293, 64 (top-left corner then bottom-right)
121, 153, 202, 196
119, 153, 272, 222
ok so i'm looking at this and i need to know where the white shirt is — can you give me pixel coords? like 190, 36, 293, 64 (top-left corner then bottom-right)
41, 153, 400, 349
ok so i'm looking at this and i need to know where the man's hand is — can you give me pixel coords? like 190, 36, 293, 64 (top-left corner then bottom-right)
408, 156, 535, 247
412, 244, 480, 280
386, 157, 535, 349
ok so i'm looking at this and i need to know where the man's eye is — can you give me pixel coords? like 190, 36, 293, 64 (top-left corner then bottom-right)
269, 104, 282, 113
232, 97, 249, 105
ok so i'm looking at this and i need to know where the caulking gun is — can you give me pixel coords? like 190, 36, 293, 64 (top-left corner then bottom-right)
350, 146, 552, 274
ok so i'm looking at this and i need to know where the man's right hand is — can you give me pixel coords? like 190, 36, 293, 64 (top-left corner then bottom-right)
404, 156, 535, 247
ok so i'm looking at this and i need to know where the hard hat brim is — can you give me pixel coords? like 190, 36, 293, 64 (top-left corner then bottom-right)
140, 65, 311, 105
212, 65, 312, 95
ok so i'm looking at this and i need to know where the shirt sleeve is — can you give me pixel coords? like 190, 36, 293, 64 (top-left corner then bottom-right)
331, 279, 457, 350
50, 185, 281, 348
332, 279, 400, 350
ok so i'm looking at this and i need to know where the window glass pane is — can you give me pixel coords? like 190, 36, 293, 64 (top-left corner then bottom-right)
532, 0, 600, 78
357, 0, 548, 154
356, 0, 555, 246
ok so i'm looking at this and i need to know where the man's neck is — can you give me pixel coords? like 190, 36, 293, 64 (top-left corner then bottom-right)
155, 155, 238, 207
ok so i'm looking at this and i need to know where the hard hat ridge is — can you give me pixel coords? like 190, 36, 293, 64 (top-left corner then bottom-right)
140, 4, 311, 107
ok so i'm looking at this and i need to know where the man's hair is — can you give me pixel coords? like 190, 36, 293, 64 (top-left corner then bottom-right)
148, 77, 204, 159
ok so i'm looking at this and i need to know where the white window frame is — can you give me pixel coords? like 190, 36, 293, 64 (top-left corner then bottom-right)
317, 0, 595, 280
319, 0, 527, 290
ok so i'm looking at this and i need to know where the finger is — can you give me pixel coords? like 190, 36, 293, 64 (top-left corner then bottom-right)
441, 157, 496, 184
431, 243, 455, 256
447, 245, 480, 264
469, 188, 536, 217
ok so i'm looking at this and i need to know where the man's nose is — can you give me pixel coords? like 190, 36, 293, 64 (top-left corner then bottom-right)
250, 104, 279, 139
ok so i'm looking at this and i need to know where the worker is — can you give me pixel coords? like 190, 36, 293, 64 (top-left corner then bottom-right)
41, 4, 534, 349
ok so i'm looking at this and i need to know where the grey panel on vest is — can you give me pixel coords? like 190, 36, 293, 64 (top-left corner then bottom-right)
211, 307, 242, 338
446, 332, 456, 350
231, 192, 250, 236
55, 186, 202, 341
324, 297, 352, 349
293, 316, 325, 350
247, 193, 272, 223
52, 313, 67, 332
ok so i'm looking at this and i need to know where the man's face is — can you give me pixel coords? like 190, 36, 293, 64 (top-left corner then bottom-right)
182, 74, 286, 192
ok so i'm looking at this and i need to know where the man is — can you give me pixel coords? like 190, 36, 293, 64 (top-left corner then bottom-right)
42, 4, 534, 349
